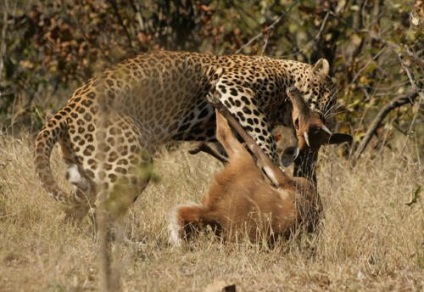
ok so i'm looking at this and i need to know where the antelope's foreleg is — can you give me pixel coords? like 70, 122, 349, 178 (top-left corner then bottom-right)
188, 142, 229, 164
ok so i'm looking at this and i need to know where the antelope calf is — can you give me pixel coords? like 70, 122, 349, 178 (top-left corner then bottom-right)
169, 88, 351, 246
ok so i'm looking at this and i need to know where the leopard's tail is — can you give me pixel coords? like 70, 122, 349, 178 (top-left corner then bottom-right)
34, 111, 88, 209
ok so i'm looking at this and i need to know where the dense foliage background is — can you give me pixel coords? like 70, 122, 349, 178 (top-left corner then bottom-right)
0, 0, 423, 157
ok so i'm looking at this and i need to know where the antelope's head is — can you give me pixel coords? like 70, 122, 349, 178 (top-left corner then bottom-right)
282, 87, 352, 166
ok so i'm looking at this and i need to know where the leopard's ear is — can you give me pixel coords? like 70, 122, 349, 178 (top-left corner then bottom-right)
313, 58, 330, 78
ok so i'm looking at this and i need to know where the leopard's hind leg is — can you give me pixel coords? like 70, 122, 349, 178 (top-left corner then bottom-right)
90, 115, 154, 221
59, 134, 96, 221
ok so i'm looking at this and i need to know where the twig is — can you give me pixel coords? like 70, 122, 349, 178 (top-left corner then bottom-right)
350, 46, 386, 85
284, 10, 332, 59
398, 54, 418, 89
260, 27, 269, 55
306, 11, 331, 47
0, 0, 9, 81
235, 0, 301, 54
397, 53, 424, 137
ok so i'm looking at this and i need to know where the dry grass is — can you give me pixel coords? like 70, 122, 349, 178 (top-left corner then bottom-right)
0, 134, 423, 291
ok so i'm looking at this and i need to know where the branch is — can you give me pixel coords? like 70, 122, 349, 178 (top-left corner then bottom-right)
351, 89, 422, 164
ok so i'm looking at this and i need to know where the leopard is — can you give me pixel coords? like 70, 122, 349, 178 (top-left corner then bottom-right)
34, 50, 339, 221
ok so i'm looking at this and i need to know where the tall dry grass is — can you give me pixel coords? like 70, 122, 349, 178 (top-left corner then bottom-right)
0, 134, 423, 291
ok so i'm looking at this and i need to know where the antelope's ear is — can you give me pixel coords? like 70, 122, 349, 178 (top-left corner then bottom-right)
313, 58, 330, 78
280, 146, 299, 167
328, 133, 353, 145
